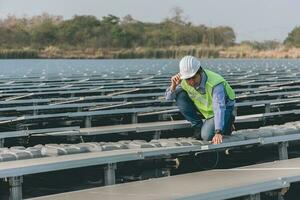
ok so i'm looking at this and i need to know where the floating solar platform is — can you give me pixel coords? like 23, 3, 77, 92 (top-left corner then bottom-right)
29, 157, 300, 200
0, 59, 300, 199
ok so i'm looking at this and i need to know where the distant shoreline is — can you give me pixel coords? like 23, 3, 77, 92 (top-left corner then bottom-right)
1, 45, 300, 59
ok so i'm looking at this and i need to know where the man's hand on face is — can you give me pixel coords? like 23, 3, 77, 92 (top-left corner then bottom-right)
212, 130, 223, 144
170, 73, 181, 91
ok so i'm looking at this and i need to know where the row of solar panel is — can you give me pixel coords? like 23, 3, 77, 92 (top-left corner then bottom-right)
1, 120, 299, 162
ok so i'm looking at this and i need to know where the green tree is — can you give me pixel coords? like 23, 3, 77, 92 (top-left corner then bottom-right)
31, 19, 58, 47
284, 26, 300, 48
207, 27, 235, 47
0, 13, 238, 51
0, 26, 30, 48
58, 15, 101, 47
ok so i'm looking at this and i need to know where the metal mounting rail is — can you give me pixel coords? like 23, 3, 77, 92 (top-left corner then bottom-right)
28, 158, 300, 200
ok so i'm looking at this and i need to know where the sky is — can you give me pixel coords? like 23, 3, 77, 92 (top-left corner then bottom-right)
0, 0, 299, 42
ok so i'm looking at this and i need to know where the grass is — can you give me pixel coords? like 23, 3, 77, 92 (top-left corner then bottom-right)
1, 45, 300, 59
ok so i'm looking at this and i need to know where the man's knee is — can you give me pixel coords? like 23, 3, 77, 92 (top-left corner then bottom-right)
200, 119, 215, 141
175, 90, 203, 128
175, 90, 190, 106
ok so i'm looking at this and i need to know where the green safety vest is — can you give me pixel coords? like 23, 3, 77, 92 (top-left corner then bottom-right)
181, 69, 235, 119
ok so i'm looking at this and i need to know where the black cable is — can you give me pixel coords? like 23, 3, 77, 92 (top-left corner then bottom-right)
193, 151, 219, 170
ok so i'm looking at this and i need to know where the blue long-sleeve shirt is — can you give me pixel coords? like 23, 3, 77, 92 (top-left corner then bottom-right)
165, 72, 235, 131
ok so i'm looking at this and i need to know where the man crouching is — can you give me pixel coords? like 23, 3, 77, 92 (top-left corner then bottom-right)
165, 55, 236, 144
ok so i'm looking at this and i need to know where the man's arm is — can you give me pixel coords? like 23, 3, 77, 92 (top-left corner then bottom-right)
211, 84, 226, 144
165, 73, 181, 100
165, 87, 176, 100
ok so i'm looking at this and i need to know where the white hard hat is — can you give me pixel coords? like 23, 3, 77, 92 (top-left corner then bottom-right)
179, 55, 201, 79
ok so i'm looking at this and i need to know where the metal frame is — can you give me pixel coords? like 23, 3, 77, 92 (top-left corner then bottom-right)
27, 158, 300, 200
8, 176, 23, 200
104, 163, 117, 185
